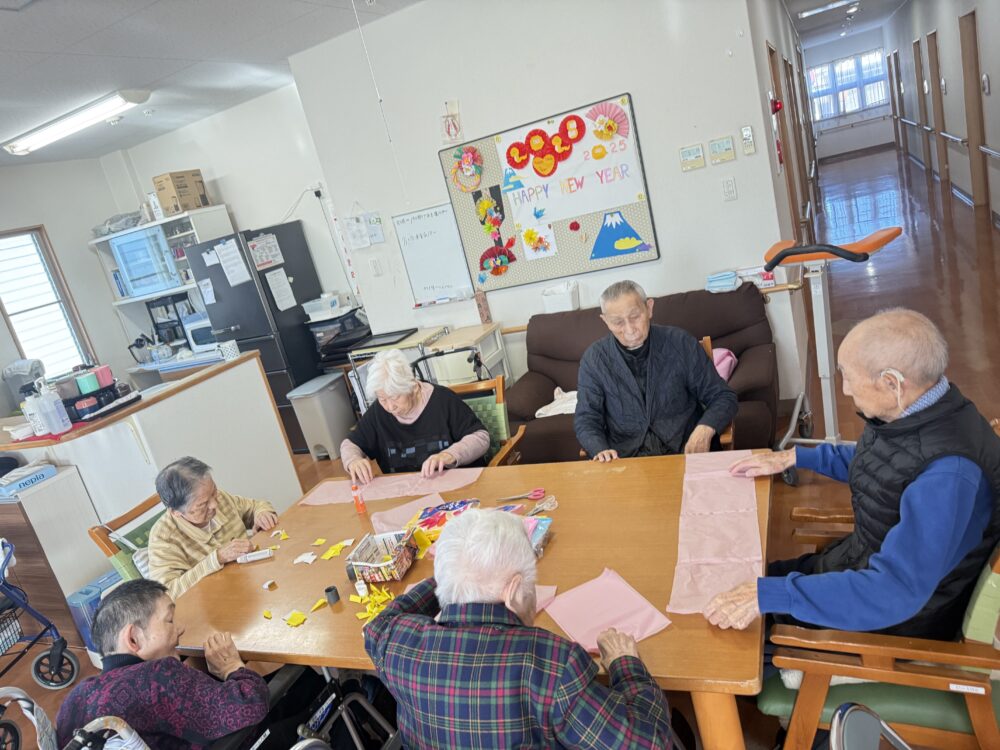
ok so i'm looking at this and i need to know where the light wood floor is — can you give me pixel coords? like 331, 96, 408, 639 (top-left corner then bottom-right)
4, 146, 993, 748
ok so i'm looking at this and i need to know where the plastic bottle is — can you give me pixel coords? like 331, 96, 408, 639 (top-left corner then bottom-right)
35, 379, 71, 435
20, 390, 47, 437
351, 483, 367, 514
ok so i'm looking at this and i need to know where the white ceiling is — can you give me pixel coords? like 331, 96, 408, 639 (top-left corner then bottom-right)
788, 0, 907, 49
0, 0, 420, 166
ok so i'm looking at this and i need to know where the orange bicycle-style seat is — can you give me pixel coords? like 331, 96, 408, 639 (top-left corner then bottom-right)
763, 227, 902, 271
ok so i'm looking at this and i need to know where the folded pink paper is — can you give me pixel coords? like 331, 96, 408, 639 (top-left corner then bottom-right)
299, 468, 484, 506
666, 450, 762, 614
370, 494, 444, 534
545, 568, 670, 653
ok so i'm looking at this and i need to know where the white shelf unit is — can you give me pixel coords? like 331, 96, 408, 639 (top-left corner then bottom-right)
90, 204, 234, 349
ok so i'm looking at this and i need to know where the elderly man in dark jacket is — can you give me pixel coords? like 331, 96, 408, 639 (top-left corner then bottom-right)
575, 280, 738, 461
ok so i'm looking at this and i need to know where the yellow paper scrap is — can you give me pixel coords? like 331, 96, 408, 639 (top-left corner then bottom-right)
349, 594, 363, 604
321, 543, 345, 560
263, 610, 272, 619
284, 610, 307, 627
412, 528, 433, 560
310, 598, 327, 613
279, 531, 289, 541
356, 611, 370, 619
312, 538, 326, 546
382, 554, 392, 562
269, 545, 280, 551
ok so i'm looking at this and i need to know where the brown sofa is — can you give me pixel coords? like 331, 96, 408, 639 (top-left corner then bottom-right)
506, 282, 778, 463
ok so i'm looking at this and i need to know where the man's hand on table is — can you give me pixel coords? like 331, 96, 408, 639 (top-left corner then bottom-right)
348, 458, 374, 486
592, 449, 619, 462
729, 449, 795, 478
421, 451, 455, 478
217, 538, 254, 565
703, 581, 760, 630
205, 631, 246, 679
597, 628, 640, 669
253, 510, 279, 532
683, 425, 715, 454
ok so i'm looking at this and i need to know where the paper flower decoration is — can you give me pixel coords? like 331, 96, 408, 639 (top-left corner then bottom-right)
478, 238, 517, 283
523, 228, 550, 253
525, 128, 551, 155
506, 141, 530, 170
559, 114, 586, 143
586, 101, 629, 141
451, 146, 483, 192
476, 196, 505, 242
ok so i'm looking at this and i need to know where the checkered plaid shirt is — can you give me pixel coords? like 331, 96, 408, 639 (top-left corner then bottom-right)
364, 578, 672, 749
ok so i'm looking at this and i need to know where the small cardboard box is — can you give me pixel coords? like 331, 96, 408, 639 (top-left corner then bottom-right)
152, 170, 210, 215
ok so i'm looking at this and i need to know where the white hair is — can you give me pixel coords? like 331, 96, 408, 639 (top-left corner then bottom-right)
434, 509, 537, 606
365, 349, 418, 398
600, 280, 647, 312
844, 308, 948, 386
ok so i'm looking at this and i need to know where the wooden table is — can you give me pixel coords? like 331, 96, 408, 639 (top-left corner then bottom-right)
176, 456, 771, 750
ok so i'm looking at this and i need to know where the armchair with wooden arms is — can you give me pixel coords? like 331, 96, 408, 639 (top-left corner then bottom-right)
449, 375, 525, 467
759, 419, 1000, 749
87, 495, 164, 581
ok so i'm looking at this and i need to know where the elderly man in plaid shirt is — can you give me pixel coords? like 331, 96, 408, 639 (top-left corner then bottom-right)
364, 509, 672, 749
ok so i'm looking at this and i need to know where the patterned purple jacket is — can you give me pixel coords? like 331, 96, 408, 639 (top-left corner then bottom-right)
56, 654, 269, 749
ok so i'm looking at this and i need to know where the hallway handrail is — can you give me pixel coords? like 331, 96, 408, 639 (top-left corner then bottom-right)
921, 125, 935, 134
809, 160, 816, 180
940, 131, 968, 146
899, 117, 919, 127
980, 145, 1000, 161
817, 115, 891, 136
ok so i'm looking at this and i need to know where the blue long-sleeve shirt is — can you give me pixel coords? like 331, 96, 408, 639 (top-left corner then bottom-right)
757, 443, 993, 631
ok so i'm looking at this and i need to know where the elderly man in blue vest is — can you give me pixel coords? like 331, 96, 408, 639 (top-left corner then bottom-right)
575, 280, 738, 460
705, 308, 1000, 639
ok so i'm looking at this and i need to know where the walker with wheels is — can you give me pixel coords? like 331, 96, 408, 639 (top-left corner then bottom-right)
763, 227, 902, 485
0, 539, 79, 693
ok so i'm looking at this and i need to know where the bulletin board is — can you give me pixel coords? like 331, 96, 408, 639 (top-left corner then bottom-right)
392, 203, 474, 306
438, 93, 659, 293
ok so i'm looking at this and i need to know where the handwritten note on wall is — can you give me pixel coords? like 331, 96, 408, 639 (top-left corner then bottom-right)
392, 203, 474, 307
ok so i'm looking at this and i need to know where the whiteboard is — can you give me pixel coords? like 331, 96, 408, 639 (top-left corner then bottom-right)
393, 203, 474, 307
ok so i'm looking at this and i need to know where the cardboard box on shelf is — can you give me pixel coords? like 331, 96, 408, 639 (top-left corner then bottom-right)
152, 170, 210, 216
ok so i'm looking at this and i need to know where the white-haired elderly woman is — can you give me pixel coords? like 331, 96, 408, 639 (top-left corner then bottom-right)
364, 510, 672, 748
340, 349, 490, 483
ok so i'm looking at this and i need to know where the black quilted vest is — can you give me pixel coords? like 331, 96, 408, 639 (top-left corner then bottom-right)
816, 385, 1000, 639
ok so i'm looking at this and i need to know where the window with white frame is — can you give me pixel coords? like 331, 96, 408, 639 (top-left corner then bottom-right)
807, 48, 890, 121
0, 228, 92, 377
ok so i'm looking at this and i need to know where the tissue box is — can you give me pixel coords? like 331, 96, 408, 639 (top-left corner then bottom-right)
0, 463, 57, 498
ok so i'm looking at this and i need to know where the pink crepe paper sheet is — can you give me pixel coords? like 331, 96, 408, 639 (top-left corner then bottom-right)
666, 450, 763, 614
402, 580, 559, 615
299, 468, 483, 506
370, 494, 444, 534
544, 568, 671, 653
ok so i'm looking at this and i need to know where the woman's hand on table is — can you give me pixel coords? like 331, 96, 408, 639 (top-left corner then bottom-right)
597, 628, 640, 670
204, 631, 246, 679
729, 449, 795, 478
683, 425, 715, 454
217, 538, 254, 565
703, 581, 760, 630
348, 458, 374, 485
592, 449, 619, 462
253, 511, 279, 532
421, 452, 456, 478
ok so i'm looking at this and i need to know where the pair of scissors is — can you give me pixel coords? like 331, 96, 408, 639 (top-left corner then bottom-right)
527, 495, 558, 516
496, 487, 546, 502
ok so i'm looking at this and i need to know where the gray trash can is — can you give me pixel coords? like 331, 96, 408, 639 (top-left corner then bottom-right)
286, 372, 357, 461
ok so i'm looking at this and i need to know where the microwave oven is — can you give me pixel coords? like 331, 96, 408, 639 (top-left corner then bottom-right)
181, 313, 217, 353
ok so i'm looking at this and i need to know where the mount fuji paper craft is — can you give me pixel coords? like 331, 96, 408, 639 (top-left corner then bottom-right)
590, 211, 653, 260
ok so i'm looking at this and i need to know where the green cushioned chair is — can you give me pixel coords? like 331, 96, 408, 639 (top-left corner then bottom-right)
88, 494, 165, 581
451, 375, 525, 467
759, 542, 1000, 750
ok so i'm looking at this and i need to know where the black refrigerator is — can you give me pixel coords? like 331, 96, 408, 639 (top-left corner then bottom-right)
185, 220, 322, 453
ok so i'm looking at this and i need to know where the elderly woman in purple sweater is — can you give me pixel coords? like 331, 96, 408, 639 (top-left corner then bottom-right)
341, 349, 490, 485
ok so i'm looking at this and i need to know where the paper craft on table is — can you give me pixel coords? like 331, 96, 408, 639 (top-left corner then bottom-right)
293, 552, 317, 565
320, 537, 356, 560
311, 538, 327, 546
300, 469, 484, 506
310, 598, 328, 613
665, 450, 763, 614
284, 610, 307, 627
370, 494, 444, 534
544, 569, 670, 653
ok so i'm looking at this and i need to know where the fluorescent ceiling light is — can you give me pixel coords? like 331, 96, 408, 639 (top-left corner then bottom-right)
2, 90, 149, 156
846, 4, 860, 14
798, 0, 854, 19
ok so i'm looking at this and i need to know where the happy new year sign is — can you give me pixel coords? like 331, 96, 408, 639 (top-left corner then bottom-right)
438, 93, 659, 293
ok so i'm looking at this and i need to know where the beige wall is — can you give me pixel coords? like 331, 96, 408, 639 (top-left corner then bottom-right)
884, 0, 1000, 213
291, 0, 809, 397
0, 159, 134, 412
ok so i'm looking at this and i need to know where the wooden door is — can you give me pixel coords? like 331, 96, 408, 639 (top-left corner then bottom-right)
926, 31, 950, 184
959, 10, 991, 207
796, 46, 821, 213
893, 49, 910, 154
768, 43, 802, 243
784, 57, 813, 243
912, 38, 933, 171
887, 53, 901, 148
